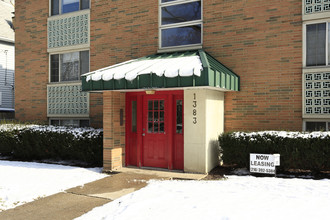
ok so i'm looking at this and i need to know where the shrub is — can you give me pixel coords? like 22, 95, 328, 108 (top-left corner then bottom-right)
0, 124, 103, 167
219, 131, 330, 172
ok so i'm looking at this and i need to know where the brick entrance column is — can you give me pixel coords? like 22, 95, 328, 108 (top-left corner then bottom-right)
103, 91, 126, 171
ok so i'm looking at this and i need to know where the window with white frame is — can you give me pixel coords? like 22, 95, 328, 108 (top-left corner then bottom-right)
50, 51, 89, 82
305, 120, 330, 131
159, 0, 202, 49
306, 23, 327, 66
51, 0, 89, 16
50, 118, 90, 127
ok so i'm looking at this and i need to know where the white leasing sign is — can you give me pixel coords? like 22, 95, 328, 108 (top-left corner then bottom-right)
250, 154, 280, 174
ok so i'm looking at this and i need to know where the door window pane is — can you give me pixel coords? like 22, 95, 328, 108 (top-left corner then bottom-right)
147, 99, 165, 133
160, 122, 165, 133
176, 100, 182, 134
148, 100, 153, 110
160, 111, 164, 121
154, 100, 159, 110
160, 100, 164, 110
148, 122, 153, 133
132, 101, 137, 132
306, 23, 326, 66
161, 2, 201, 25
148, 111, 153, 121
161, 25, 201, 48
154, 123, 159, 133
62, 0, 80, 14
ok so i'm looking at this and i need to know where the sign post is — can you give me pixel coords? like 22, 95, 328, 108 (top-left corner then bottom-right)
250, 153, 280, 176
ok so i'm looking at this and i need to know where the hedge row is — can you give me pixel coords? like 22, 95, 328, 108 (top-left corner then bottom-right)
0, 125, 103, 167
219, 131, 330, 172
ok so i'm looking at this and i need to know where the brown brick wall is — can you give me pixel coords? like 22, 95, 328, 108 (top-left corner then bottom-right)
203, 0, 303, 131
103, 91, 125, 171
15, 0, 303, 132
90, 0, 158, 68
15, 1, 104, 127
90, 0, 303, 132
15, 0, 49, 123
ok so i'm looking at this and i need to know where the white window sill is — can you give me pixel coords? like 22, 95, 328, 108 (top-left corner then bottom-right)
158, 45, 202, 53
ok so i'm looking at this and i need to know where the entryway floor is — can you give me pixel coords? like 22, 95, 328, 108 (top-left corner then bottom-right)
0, 167, 206, 220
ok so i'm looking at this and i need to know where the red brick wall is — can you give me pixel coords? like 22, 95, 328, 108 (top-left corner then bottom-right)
203, 0, 303, 131
15, 0, 49, 123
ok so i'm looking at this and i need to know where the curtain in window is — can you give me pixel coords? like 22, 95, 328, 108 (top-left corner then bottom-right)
61, 52, 79, 81
306, 23, 326, 66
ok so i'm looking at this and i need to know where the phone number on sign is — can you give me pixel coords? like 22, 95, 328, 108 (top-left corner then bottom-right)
250, 167, 275, 174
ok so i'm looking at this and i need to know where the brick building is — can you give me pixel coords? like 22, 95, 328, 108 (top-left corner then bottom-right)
14, 0, 330, 173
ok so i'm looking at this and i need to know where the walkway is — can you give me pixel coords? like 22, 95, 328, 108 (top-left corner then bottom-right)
0, 167, 206, 220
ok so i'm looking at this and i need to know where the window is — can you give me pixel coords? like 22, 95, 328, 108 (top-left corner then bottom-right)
159, 0, 202, 49
176, 100, 182, 134
148, 100, 165, 133
50, 119, 90, 127
305, 121, 330, 131
306, 23, 326, 66
50, 51, 89, 82
51, 0, 89, 16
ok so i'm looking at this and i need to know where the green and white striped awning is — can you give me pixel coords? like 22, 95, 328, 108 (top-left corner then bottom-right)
81, 50, 239, 92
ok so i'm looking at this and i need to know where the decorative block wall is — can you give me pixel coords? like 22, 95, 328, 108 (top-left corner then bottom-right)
305, 0, 330, 14
304, 72, 330, 115
48, 11, 89, 49
47, 84, 89, 116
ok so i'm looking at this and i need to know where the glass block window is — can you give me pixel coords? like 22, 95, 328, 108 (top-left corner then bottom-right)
47, 84, 89, 116
48, 12, 89, 49
50, 51, 89, 82
51, 0, 90, 16
304, 0, 330, 14
304, 72, 330, 115
159, 0, 202, 49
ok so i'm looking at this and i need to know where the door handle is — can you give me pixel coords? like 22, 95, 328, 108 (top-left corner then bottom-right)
142, 133, 145, 136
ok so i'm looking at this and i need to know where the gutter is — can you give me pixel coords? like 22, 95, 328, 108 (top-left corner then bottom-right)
0, 36, 14, 44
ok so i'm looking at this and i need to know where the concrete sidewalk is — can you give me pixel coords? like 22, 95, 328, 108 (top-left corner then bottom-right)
0, 168, 206, 220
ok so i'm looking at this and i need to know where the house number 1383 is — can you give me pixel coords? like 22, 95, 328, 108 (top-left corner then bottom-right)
193, 93, 197, 124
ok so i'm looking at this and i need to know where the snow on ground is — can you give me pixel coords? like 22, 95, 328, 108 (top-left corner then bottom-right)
76, 176, 330, 220
0, 160, 107, 211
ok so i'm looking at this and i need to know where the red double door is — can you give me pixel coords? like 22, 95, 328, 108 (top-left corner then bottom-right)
126, 90, 183, 170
